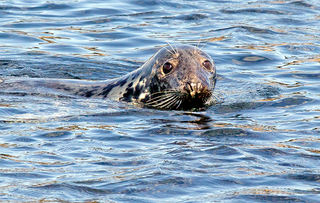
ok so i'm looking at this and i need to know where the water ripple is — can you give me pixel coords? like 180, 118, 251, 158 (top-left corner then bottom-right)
1, 0, 320, 202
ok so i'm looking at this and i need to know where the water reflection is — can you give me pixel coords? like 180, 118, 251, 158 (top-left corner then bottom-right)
151, 112, 212, 130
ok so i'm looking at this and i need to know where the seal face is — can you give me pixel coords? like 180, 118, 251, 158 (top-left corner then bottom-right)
99, 44, 217, 110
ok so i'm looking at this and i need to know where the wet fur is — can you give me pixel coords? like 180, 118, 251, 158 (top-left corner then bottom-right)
0, 45, 217, 110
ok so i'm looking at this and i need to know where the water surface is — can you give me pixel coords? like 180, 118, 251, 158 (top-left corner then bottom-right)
1, 0, 320, 202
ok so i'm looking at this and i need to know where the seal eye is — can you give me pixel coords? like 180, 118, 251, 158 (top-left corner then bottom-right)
163, 62, 173, 74
202, 60, 212, 70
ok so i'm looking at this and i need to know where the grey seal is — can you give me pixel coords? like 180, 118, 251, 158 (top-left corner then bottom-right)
0, 44, 217, 110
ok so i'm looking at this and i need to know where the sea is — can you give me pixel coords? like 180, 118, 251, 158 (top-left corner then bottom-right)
0, 0, 320, 202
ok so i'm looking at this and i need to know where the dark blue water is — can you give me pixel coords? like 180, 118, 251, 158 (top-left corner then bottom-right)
1, 0, 320, 202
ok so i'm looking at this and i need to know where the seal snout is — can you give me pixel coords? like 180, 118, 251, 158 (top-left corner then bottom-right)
184, 81, 209, 98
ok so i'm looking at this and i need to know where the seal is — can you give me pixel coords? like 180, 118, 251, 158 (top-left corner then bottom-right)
0, 44, 217, 110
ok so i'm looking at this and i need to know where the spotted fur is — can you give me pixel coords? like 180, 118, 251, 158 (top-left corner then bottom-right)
0, 45, 217, 110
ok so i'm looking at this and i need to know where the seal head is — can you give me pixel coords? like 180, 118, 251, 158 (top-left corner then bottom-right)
139, 44, 217, 110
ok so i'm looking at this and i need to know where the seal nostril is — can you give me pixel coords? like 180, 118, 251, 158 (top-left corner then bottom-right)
187, 82, 193, 92
184, 82, 192, 95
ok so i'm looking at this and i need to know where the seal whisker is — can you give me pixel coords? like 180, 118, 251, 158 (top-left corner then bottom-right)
145, 94, 175, 105
197, 37, 202, 49
198, 41, 207, 54
150, 90, 177, 95
212, 92, 222, 103
206, 92, 221, 105
157, 97, 174, 109
215, 89, 228, 95
148, 92, 174, 99
163, 38, 178, 55
147, 90, 178, 101
194, 37, 202, 54
163, 46, 174, 56
155, 96, 178, 109
175, 99, 182, 109
146, 91, 177, 101
174, 44, 179, 55
145, 89, 187, 109
207, 97, 216, 106
149, 95, 177, 108
171, 97, 181, 110
150, 95, 176, 106
162, 95, 179, 109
